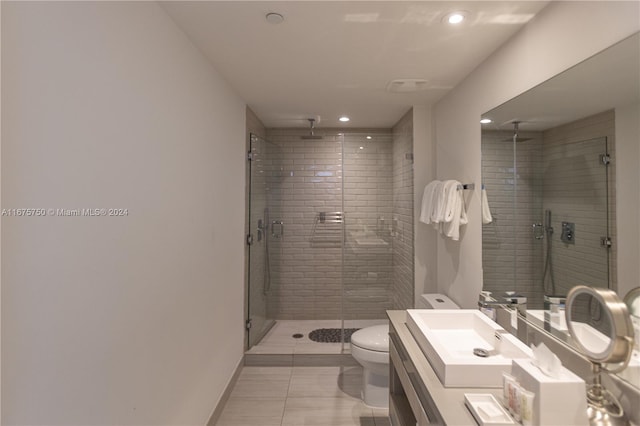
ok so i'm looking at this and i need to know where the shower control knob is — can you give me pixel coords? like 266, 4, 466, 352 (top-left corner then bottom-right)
561, 222, 575, 244
532, 223, 544, 240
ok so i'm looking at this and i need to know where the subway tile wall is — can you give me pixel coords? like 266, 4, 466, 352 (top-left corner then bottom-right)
266, 130, 345, 319
542, 110, 616, 296
343, 133, 394, 320
482, 130, 544, 307
265, 124, 414, 320
391, 110, 415, 311
482, 111, 616, 308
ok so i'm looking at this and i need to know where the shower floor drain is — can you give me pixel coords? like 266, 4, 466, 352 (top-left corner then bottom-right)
308, 328, 360, 343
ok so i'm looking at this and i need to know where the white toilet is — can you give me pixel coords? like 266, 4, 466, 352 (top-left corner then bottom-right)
350, 293, 460, 408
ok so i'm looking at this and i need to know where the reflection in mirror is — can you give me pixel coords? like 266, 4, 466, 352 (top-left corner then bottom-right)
567, 290, 613, 356
623, 287, 640, 358
481, 32, 640, 308
624, 287, 640, 318
480, 32, 640, 390
482, 121, 610, 309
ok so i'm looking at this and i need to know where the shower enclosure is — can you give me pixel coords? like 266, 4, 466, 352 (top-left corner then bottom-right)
246, 128, 414, 350
481, 124, 612, 309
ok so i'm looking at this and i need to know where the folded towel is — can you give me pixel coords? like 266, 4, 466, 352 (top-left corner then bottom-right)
442, 181, 468, 241
421, 179, 469, 240
482, 188, 493, 224
432, 181, 448, 223
419, 181, 441, 224
441, 180, 460, 223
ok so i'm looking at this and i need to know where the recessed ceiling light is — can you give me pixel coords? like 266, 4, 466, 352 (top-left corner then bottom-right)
339, 116, 350, 122
366, 136, 372, 140
445, 11, 467, 24
265, 12, 284, 24
480, 118, 493, 124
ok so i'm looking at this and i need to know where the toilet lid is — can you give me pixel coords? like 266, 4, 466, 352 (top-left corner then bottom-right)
351, 324, 389, 352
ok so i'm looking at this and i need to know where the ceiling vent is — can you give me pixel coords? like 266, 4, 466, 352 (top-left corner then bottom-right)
386, 79, 428, 93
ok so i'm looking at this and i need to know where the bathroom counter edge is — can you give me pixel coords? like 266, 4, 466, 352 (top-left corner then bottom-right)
387, 309, 504, 425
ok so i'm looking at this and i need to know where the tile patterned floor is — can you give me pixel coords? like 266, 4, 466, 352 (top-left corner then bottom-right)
215, 366, 390, 426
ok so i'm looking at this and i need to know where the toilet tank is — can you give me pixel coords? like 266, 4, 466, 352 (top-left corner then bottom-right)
418, 293, 460, 309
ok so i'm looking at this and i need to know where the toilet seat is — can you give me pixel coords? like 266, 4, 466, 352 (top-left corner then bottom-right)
351, 343, 389, 365
351, 324, 389, 352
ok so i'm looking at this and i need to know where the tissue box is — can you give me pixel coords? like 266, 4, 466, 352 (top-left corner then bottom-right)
511, 359, 587, 425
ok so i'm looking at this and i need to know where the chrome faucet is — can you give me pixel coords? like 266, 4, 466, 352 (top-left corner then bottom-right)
478, 292, 527, 316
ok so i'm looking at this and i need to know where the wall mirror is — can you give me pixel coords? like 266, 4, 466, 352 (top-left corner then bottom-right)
480, 32, 639, 389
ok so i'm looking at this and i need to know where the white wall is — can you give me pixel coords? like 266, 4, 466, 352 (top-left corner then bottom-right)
430, 1, 640, 308
1, 2, 245, 424
615, 102, 640, 298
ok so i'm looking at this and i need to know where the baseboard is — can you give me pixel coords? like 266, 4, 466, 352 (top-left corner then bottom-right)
244, 353, 358, 367
206, 355, 244, 426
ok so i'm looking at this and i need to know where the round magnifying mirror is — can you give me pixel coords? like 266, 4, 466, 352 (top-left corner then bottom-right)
623, 287, 640, 318
565, 286, 634, 366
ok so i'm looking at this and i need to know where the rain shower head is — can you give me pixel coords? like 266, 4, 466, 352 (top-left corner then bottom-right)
301, 118, 324, 140
502, 120, 533, 142
502, 136, 533, 142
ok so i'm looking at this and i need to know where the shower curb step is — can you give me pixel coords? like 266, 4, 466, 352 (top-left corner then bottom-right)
244, 353, 359, 367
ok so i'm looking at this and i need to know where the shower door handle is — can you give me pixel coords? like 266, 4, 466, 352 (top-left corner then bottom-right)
272, 220, 284, 238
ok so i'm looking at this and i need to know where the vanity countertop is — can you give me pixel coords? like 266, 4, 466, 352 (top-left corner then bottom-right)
387, 310, 506, 425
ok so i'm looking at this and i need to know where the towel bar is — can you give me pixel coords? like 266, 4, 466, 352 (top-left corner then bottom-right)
457, 183, 475, 190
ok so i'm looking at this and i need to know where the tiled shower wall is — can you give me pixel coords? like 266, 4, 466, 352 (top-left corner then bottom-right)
482, 110, 616, 308
266, 129, 345, 319
541, 110, 616, 295
343, 133, 394, 319
265, 126, 413, 320
391, 110, 415, 310
481, 130, 544, 306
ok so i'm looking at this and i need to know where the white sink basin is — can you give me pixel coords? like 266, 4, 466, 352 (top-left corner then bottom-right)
407, 309, 532, 388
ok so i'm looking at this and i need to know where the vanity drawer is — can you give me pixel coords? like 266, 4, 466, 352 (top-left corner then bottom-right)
390, 328, 443, 425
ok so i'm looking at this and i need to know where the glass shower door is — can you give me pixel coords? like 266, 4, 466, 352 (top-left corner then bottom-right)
342, 133, 395, 340
247, 134, 282, 348
540, 136, 610, 296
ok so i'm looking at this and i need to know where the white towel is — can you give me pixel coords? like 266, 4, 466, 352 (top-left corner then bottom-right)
432, 181, 448, 223
421, 179, 469, 240
482, 188, 493, 224
442, 181, 468, 241
441, 180, 460, 223
419, 181, 441, 224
